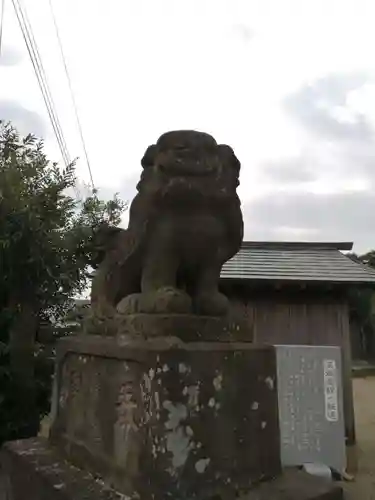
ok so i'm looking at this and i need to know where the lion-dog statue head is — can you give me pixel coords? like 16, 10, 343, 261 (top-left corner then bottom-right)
132, 130, 240, 216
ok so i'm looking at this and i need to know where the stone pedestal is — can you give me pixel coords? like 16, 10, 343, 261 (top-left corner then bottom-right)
0, 439, 343, 500
49, 335, 280, 500
85, 313, 253, 341
0, 317, 343, 500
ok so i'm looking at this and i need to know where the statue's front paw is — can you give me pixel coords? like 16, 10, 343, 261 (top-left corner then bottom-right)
117, 293, 143, 315
116, 288, 192, 314
193, 291, 229, 316
144, 287, 192, 314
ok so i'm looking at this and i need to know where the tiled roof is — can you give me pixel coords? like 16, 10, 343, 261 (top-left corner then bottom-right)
220, 241, 375, 285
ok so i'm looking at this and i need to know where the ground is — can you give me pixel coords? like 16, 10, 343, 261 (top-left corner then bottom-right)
343, 376, 375, 499
39, 377, 375, 498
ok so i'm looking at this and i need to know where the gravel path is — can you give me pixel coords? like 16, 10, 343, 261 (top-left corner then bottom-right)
343, 377, 375, 499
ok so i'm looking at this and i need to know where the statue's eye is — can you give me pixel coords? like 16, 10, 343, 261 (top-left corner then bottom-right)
157, 164, 168, 174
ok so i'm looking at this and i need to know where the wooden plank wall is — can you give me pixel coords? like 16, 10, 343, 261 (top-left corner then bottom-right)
230, 296, 345, 344
228, 292, 356, 448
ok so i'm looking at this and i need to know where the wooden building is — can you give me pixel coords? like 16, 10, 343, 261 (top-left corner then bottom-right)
220, 241, 375, 460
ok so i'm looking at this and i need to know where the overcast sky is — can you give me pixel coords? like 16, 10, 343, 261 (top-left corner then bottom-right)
1, 0, 375, 253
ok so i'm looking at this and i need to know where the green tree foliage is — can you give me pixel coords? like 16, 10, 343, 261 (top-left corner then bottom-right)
0, 121, 126, 443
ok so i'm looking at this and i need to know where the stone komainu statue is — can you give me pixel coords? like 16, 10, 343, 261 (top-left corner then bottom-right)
90, 130, 243, 328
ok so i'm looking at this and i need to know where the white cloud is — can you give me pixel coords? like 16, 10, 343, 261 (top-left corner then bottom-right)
1, 0, 375, 250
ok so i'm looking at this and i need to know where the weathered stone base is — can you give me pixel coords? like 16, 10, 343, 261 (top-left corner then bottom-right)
116, 313, 253, 341
86, 313, 253, 341
0, 438, 343, 500
0, 438, 121, 500
49, 336, 280, 500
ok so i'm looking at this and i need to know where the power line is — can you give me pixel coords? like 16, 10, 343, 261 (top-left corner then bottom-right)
13, 0, 70, 166
11, 0, 71, 167
48, 0, 95, 191
0, 0, 5, 57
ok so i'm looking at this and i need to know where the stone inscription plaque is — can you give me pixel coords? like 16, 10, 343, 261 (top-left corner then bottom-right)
275, 345, 346, 473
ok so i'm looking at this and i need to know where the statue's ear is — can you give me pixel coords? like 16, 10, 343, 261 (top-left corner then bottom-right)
218, 144, 241, 173
90, 224, 124, 267
93, 224, 123, 250
141, 145, 157, 168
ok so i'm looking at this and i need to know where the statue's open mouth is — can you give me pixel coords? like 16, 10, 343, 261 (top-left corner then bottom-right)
158, 161, 216, 177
